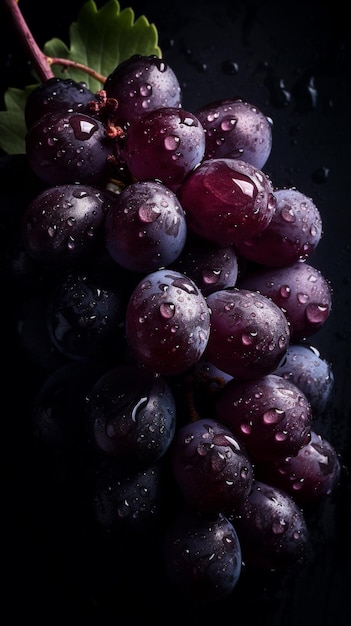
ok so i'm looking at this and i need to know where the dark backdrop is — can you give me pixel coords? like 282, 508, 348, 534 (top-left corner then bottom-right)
1, 1, 350, 624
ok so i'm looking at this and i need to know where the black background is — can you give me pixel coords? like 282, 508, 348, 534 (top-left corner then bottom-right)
1, 0, 350, 624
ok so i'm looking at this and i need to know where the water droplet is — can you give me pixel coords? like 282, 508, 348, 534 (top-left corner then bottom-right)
262, 408, 285, 424
159, 302, 175, 319
164, 134, 180, 150
305, 303, 329, 323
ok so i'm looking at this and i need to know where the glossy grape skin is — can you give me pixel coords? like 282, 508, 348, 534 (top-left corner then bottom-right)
125, 269, 211, 376
86, 364, 176, 468
46, 268, 126, 361
215, 374, 312, 462
256, 430, 342, 504
105, 180, 187, 273
26, 110, 114, 187
195, 98, 272, 169
238, 261, 333, 341
163, 508, 242, 602
235, 188, 323, 267
170, 232, 239, 296
177, 158, 276, 245
21, 183, 108, 268
271, 343, 334, 414
122, 107, 206, 191
171, 417, 254, 513
93, 459, 164, 535
228, 480, 309, 570
24, 77, 97, 129
204, 288, 290, 380
104, 54, 182, 127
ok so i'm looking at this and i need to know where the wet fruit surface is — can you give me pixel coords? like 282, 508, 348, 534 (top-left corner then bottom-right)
1, 1, 350, 625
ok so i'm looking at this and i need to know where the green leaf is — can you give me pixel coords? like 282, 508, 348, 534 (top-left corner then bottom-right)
0, 86, 37, 154
44, 0, 161, 92
0, 0, 161, 154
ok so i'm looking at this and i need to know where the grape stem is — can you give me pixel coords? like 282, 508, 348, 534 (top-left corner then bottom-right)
3, 0, 106, 85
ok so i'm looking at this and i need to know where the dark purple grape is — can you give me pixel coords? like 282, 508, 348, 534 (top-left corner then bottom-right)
26, 110, 115, 187
256, 430, 342, 504
122, 107, 206, 191
125, 269, 211, 375
228, 480, 309, 570
86, 364, 176, 468
235, 188, 323, 267
46, 268, 126, 361
163, 508, 242, 602
195, 98, 272, 169
105, 180, 187, 273
177, 158, 276, 245
104, 54, 182, 127
93, 459, 164, 534
171, 232, 239, 296
21, 183, 108, 267
204, 288, 290, 379
32, 359, 102, 449
271, 343, 334, 414
24, 77, 97, 129
238, 261, 333, 340
171, 417, 254, 513
215, 374, 312, 461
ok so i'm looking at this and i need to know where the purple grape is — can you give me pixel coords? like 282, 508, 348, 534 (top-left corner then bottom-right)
238, 261, 333, 340
215, 374, 312, 461
46, 268, 126, 360
256, 430, 342, 504
170, 232, 239, 296
204, 287, 290, 379
93, 459, 164, 535
24, 77, 97, 129
271, 343, 334, 414
86, 364, 176, 468
163, 508, 242, 602
122, 106, 206, 191
125, 269, 211, 375
235, 188, 323, 267
104, 54, 182, 127
105, 180, 187, 273
177, 158, 276, 245
26, 110, 115, 187
195, 98, 272, 169
228, 480, 309, 570
21, 183, 108, 267
171, 417, 254, 513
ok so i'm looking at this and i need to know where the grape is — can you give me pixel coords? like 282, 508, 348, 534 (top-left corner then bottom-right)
21, 183, 108, 268
238, 261, 333, 340
177, 158, 276, 245
235, 188, 323, 267
170, 417, 254, 513
271, 343, 334, 414
104, 54, 182, 128
163, 508, 242, 602
25, 110, 115, 187
93, 459, 164, 535
125, 269, 211, 375
105, 180, 187, 273
46, 268, 126, 361
195, 98, 272, 169
256, 430, 342, 504
122, 106, 206, 191
204, 287, 291, 379
215, 374, 312, 461
24, 77, 97, 129
86, 364, 176, 468
32, 359, 102, 449
228, 480, 309, 570
170, 231, 239, 296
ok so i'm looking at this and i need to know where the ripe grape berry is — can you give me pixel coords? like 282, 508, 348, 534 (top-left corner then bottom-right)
13, 53, 342, 605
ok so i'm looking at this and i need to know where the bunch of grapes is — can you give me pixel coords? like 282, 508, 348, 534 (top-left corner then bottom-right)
9, 53, 342, 605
